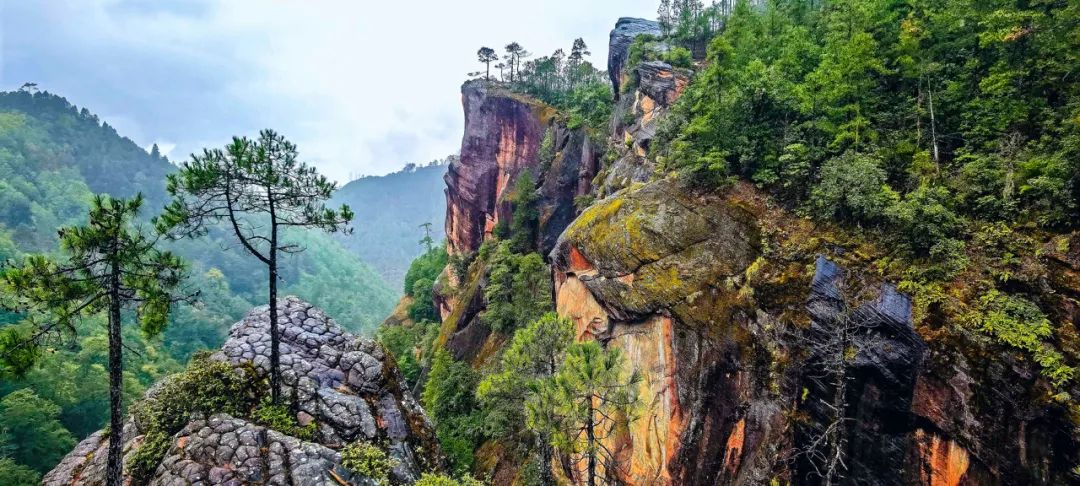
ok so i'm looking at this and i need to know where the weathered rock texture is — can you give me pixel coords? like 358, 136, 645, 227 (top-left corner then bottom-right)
445, 80, 550, 257
608, 17, 663, 99
444, 80, 598, 259
44, 297, 439, 486
550, 179, 1080, 484
603, 61, 689, 195
437, 80, 600, 364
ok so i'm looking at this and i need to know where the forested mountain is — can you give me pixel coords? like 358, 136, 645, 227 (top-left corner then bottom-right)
379, 1, 1080, 484
19, 0, 1080, 485
0, 88, 396, 482
333, 160, 449, 289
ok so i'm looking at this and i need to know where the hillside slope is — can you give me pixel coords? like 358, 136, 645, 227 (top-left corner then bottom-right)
0, 88, 397, 482
333, 161, 450, 289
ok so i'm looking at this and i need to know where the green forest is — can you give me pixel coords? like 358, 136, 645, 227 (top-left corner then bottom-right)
1, 0, 1079, 484
381, 0, 1080, 483
0, 89, 400, 482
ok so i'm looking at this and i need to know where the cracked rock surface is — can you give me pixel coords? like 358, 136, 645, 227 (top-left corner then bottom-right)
44, 296, 440, 486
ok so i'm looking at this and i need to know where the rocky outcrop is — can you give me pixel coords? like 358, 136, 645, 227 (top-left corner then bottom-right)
603, 60, 689, 195
537, 124, 601, 253
551, 179, 773, 484
44, 297, 440, 486
445, 80, 551, 257
551, 179, 1080, 484
444, 80, 598, 259
152, 415, 346, 486
608, 18, 663, 99
438, 81, 600, 364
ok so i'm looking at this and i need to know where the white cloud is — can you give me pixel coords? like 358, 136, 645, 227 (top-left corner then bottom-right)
1, 0, 658, 182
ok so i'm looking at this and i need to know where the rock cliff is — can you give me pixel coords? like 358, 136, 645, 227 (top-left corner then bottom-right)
430, 16, 1080, 485
44, 297, 440, 486
444, 80, 598, 259
550, 178, 1079, 484
604, 59, 688, 195
608, 18, 663, 99
436, 80, 600, 364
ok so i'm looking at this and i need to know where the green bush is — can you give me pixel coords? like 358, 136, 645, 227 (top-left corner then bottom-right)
421, 350, 483, 475
408, 278, 438, 322
340, 441, 395, 484
662, 47, 694, 68
0, 457, 40, 486
809, 152, 897, 225
967, 290, 1075, 389
404, 245, 449, 297
414, 472, 486, 486
887, 184, 963, 253
250, 396, 316, 441
481, 243, 552, 334
126, 353, 257, 483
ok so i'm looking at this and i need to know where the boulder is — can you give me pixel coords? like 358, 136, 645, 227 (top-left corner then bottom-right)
44, 297, 440, 486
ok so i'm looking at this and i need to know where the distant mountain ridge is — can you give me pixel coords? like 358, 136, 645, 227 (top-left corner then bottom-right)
333, 160, 449, 289
0, 87, 396, 334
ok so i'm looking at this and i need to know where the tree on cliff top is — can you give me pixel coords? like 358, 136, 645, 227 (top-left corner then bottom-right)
504, 42, 530, 83
0, 195, 188, 486
477, 47, 498, 81
157, 129, 353, 405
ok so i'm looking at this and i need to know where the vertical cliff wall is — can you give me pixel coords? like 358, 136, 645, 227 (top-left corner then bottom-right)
432, 16, 1080, 485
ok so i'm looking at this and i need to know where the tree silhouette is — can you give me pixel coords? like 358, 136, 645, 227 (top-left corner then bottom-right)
477, 47, 498, 81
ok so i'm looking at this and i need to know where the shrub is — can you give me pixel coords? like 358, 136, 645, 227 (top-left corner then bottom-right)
408, 278, 438, 322
481, 243, 552, 333
809, 152, 897, 225
967, 290, 1075, 388
888, 184, 963, 253
126, 353, 257, 483
0, 457, 40, 486
662, 47, 694, 68
340, 441, 395, 484
415, 472, 485, 486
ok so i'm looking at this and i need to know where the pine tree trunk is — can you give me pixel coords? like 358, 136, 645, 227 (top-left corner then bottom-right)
106, 260, 124, 486
586, 401, 596, 486
539, 436, 555, 486
268, 192, 282, 405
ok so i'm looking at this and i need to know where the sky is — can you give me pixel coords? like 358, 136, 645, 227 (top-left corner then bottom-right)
0, 0, 658, 182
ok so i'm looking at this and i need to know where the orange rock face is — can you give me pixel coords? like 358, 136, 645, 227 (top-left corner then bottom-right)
608, 315, 685, 484
444, 81, 547, 257
914, 430, 971, 486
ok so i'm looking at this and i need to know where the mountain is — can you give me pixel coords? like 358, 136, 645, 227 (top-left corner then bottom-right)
333, 161, 449, 290
384, 5, 1080, 485
0, 88, 396, 334
0, 88, 397, 482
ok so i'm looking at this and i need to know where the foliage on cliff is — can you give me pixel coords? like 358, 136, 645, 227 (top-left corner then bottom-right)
643, 0, 1080, 399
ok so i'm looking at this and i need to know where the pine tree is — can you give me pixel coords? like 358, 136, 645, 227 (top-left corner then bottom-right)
504, 42, 530, 83
418, 222, 434, 252
0, 194, 188, 486
479, 313, 574, 486
477, 47, 498, 81
531, 341, 640, 486
157, 129, 353, 404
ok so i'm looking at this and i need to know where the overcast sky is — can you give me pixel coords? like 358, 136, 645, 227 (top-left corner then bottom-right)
0, 0, 657, 181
